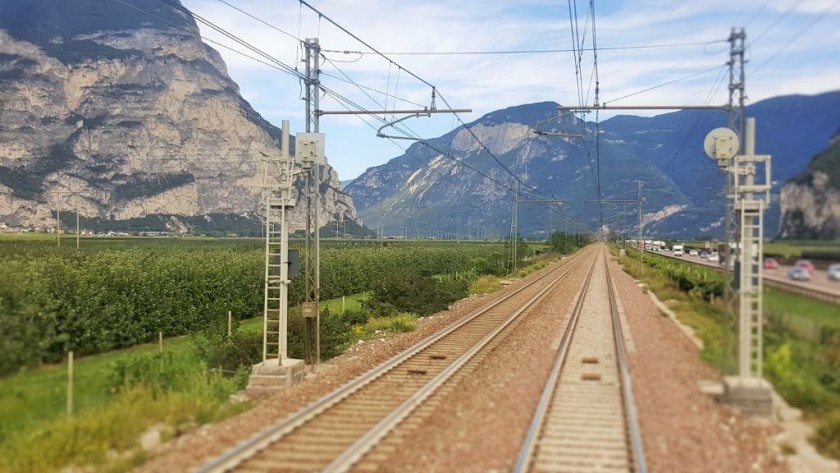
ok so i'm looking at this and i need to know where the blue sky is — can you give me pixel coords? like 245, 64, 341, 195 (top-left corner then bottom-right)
181, 0, 840, 180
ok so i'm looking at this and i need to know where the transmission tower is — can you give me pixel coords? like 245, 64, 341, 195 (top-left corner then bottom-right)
723, 27, 746, 375
507, 181, 519, 272
302, 38, 322, 365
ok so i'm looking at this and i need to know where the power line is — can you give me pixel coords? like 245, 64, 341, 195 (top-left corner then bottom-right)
319, 40, 724, 56
749, 0, 840, 77
297, 0, 435, 90
212, 0, 301, 42
114, 0, 300, 78
603, 64, 725, 105
156, 0, 303, 79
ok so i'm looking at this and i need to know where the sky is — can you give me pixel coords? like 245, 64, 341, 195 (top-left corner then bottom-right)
180, 0, 840, 181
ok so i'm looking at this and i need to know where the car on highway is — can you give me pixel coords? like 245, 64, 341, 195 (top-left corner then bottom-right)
794, 259, 815, 273
688, 249, 699, 257
828, 264, 840, 281
763, 258, 779, 269
788, 267, 811, 281
700, 251, 709, 259
708, 252, 719, 262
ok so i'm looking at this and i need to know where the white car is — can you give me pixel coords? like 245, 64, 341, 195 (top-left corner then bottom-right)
708, 252, 719, 262
688, 249, 699, 257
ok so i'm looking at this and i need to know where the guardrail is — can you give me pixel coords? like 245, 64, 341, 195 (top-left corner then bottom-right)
636, 248, 840, 305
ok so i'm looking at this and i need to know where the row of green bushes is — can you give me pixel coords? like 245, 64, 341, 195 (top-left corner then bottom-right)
629, 248, 725, 298
0, 245, 509, 376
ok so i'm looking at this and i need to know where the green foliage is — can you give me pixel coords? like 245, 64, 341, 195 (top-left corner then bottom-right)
0, 239, 505, 375
367, 271, 470, 317
0, 347, 249, 472
192, 331, 262, 376
814, 411, 840, 459
548, 231, 591, 255
764, 342, 835, 411
628, 249, 724, 298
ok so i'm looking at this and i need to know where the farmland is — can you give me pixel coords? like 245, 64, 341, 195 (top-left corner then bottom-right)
0, 234, 541, 471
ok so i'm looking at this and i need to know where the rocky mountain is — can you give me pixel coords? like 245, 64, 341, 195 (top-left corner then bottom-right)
779, 131, 840, 239
346, 92, 840, 239
0, 0, 361, 234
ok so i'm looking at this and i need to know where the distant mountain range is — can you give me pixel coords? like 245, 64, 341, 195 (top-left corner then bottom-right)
346, 92, 840, 239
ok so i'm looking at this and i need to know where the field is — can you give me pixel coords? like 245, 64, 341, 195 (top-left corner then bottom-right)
0, 234, 543, 471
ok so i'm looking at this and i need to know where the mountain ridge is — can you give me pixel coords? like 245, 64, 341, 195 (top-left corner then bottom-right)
346, 92, 840, 239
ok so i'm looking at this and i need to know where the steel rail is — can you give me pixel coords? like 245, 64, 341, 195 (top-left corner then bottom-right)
323, 249, 591, 472
197, 249, 590, 472
514, 248, 646, 472
606, 256, 647, 473
513, 252, 598, 473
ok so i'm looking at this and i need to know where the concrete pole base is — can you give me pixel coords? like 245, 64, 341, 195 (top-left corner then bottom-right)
722, 376, 774, 417
246, 358, 306, 396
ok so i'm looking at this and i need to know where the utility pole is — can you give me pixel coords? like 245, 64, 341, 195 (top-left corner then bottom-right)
508, 181, 519, 272
723, 27, 746, 376
704, 115, 772, 415
638, 181, 643, 279
302, 38, 322, 365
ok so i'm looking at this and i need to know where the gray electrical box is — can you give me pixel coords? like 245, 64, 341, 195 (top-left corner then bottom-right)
272, 249, 300, 277
301, 302, 317, 318
295, 133, 326, 165
288, 249, 300, 277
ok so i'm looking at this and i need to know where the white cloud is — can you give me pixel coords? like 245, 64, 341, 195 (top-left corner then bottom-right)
181, 0, 840, 179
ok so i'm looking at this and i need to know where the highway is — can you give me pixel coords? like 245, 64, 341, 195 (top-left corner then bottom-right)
644, 249, 840, 304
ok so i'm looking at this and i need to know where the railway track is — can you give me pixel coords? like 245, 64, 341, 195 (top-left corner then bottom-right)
515, 249, 646, 473
198, 248, 597, 473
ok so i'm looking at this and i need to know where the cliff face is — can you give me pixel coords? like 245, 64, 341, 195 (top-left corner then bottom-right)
779, 134, 840, 239
0, 0, 359, 231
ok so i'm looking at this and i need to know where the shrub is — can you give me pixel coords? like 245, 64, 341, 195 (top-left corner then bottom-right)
814, 411, 840, 459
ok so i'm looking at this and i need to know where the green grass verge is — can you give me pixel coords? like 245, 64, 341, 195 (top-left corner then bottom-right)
612, 245, 840, 460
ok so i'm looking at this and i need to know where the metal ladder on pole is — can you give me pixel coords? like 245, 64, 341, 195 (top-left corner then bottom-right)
738, 199, 764, 377
261, 125, 294, 364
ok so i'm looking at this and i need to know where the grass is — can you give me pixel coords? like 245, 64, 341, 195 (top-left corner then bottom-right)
0, 335, 193, 441
763, 240, 840, 259
239, 293, 370, 333
470, 275, 503, 295
764, 288, 840, 331
613, 245, 840, 460
0, 342, 251, 472
0, 291, 368, 448
360, 313, 418, 336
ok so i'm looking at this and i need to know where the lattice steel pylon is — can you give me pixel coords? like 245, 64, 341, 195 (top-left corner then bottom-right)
261, 121, 295, 364
507, 181, 519, 272
723, 27, 746, 375
302, 38, 322, 364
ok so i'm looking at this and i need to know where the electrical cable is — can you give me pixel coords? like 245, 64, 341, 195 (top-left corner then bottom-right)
212, 0, 300, 42
319, 40, 724, 56
749, 0, 839, 77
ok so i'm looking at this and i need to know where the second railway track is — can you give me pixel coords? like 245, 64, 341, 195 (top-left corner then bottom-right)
515, 248, 645, 473
199, 247, 597, 473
